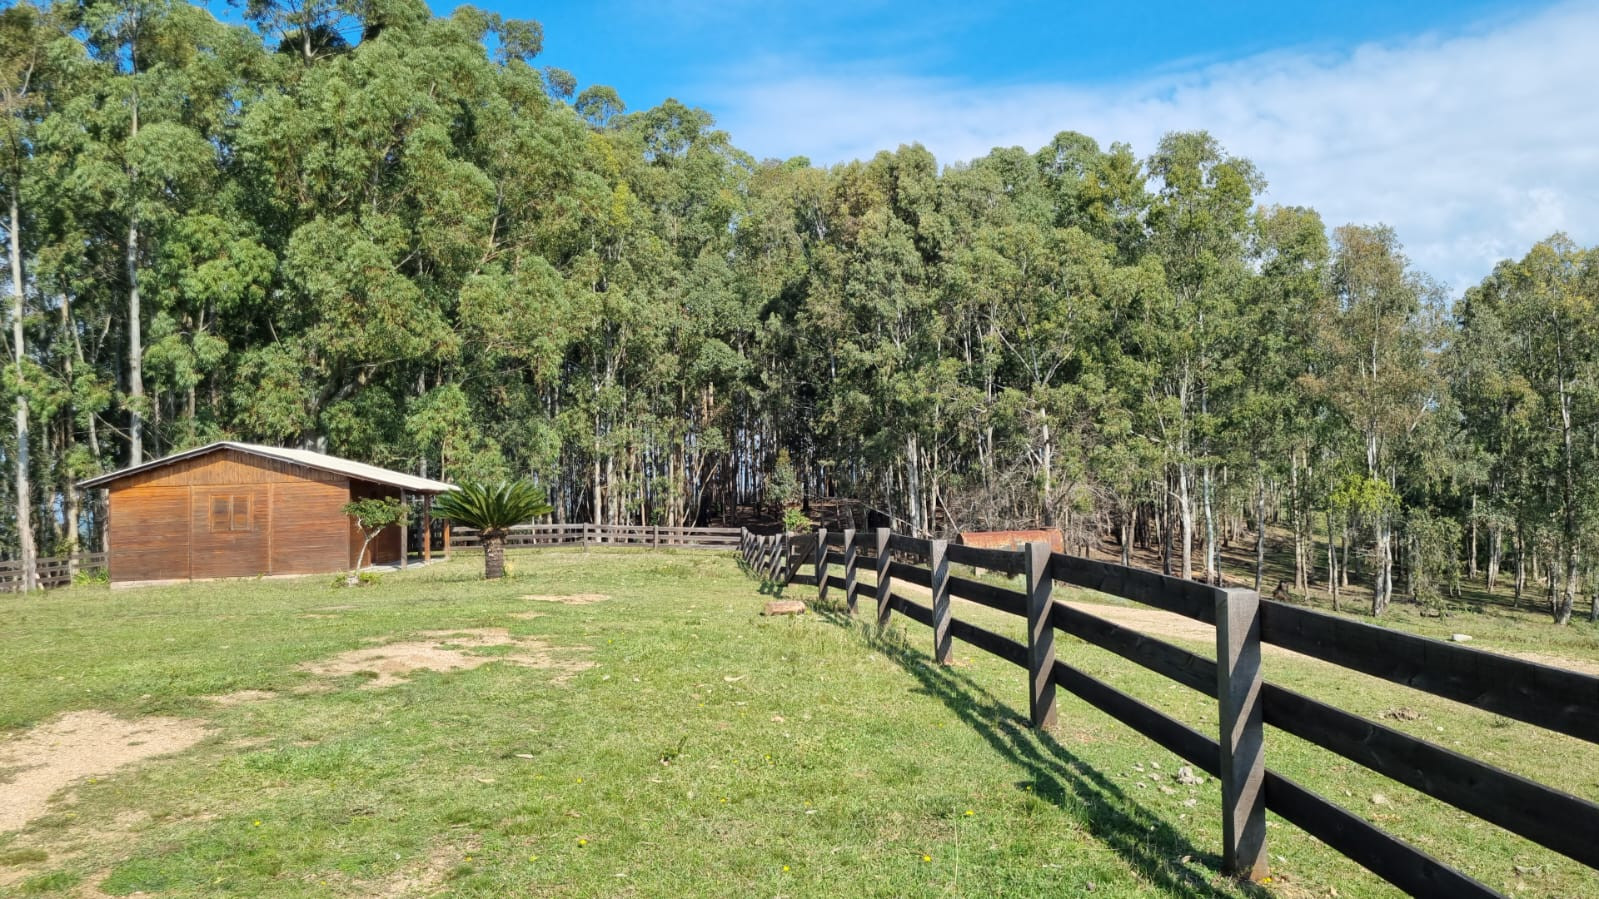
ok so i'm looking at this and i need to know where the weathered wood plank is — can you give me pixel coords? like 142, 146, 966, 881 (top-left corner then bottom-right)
1216, 588, 1268, 881
842, 528, 859, 615
948, 616, 1028, 667
888, 533, 932, 556
1048, 553, 1221, 623
887, 593, 934, 627
1262, 683, 1599, 870
1263, 773, 1502, 899
946, 575, 1027, 616
1260, 600, 1599, 745
930, 539, 952, 664
946, 543, 1026, 575
1048, 603, 1216, 695
1049, 657, 1221, 778
815, 528, 829, 599
887, 560, 932, 589
875, 528, 893, 627
1046, 597, 1599, 877
1025, 542, 1057, 729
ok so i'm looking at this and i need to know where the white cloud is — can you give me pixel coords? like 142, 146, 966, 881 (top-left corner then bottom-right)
700, 2, 1599, 294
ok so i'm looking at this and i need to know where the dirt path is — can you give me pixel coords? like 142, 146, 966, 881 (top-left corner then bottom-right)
299, 627, 593, 688
857, 574, 1599, 677
0, 711, 208, 833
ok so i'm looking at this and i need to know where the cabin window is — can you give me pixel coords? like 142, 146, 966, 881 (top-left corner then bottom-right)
209, 495, 253, 532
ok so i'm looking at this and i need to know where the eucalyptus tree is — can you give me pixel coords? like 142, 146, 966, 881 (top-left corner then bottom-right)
1316, 224, 1442, 615
1457, 236, 1597, 622
1240, 205, 1328, 591
1144, 131, 1263, 581
0, 1, 47, 584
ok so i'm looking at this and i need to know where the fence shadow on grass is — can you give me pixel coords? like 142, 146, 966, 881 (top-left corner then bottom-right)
812, 602, 1268, 899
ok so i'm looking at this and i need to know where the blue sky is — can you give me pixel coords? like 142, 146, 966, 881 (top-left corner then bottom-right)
513, 0, 1595, 294
530, 1, 1534, 112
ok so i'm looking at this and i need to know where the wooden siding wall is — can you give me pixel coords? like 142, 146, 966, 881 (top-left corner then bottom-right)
109, 486, 191, 582
106, 450, 354, 582
272, 481, 352, 575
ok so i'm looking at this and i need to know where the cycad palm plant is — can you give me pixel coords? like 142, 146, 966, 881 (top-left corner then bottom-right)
433, 480, 552, 579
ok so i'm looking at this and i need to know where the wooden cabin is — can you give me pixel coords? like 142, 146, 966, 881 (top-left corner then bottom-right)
80, 442, 454, 587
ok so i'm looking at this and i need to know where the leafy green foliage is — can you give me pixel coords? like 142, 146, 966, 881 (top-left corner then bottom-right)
342, 496, 410, 581
432, 480, 551, 536
0, 0, 1597, 626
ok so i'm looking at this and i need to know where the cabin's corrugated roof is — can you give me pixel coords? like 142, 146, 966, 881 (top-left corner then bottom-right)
79, 441, 456, 493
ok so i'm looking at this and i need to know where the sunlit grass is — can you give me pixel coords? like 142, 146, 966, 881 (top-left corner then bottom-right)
0, 548, 1593, 897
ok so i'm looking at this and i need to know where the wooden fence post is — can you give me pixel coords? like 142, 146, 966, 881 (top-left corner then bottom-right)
398, 489, 408, 569
816, 527, 830, 600
842, 528, 858, 615
1024, 541, 1057, 729
1217, 587, 1269, 881
930, 538, 951, 664
875, 527, 893, 627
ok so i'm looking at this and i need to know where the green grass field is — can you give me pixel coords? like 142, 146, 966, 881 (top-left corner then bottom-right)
1, 548, 1596, 897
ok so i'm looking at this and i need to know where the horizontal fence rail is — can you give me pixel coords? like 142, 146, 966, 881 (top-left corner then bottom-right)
0, 552, 107, 593
738, 527, 1599, 898
453, 523, 741, 551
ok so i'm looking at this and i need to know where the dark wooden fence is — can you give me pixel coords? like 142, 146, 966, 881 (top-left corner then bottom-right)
0, 552, 108, 593
453, 523, 741, 551
740, 526, 1599, 898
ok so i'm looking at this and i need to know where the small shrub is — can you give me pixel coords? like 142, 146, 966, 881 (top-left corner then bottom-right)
72, 567, 109, 587
331, 571, 381, 588
781, 507, 813, 533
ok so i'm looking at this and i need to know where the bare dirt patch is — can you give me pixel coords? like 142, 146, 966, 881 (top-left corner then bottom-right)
370, 836, 481, 898
299, 628, 593, 688
522, 593, 609, 605
0, 711, 208, 833
206, 689, 277, 706
1502, 650, 1599, 678
508, 611, 548, 620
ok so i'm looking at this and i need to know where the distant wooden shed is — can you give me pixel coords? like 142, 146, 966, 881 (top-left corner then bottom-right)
80, 442, 454, 586
957, 529, 1065, 553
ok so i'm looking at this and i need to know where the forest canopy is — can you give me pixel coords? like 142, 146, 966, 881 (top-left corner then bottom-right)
3, 0, 1597, 623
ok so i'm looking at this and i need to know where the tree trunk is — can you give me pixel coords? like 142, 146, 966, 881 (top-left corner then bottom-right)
1467, 493, 1478, 580
1291, 451, 1306, 592
1202, 462, 1217, 585
1326, 504, 1339, 612
1253, 469, 1266, 592
1486, 522, 1500, 592
484, 532, 506, 579
1513, 525, 1525, 607
1372, 518, 1393, 616
1177, 462, 1193, 579
8, 186, 34, 589
126, 93, 144, 466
